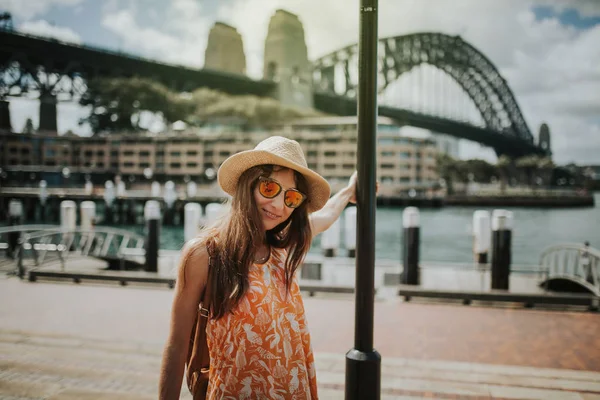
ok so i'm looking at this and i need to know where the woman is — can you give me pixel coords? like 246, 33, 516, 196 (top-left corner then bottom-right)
159, 136, 358, 399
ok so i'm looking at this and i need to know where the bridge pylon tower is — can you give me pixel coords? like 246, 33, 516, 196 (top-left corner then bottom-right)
263, 9, 313, 109
39, 90, 57, 133
204, 22, 246, 75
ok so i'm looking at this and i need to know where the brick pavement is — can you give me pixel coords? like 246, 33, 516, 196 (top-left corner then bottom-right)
306, 297, 600, 371
1, 278, 600, 399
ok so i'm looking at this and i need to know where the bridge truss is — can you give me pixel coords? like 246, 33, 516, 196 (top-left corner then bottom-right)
312, 33, 541, 155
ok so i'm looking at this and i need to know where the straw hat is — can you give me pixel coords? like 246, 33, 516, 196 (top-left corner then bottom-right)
217, 136, 331, 212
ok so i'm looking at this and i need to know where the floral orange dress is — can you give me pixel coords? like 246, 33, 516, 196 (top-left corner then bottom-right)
206, 247, 318, 399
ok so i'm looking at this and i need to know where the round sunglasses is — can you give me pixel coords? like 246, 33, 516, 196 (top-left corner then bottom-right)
257, 177, 307, 209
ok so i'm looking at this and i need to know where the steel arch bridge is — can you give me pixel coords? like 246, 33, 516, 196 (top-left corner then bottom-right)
311, 33, 546, 158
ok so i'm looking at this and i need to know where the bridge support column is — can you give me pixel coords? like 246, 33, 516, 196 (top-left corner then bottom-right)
144, 200, 161, 273
0, 99, 12, 131
491, 210, 513, 290
39, 91, 58, 133
401, 207, 420, 285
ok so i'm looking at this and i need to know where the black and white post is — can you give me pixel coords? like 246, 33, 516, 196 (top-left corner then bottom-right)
144, 200, 161, 273
8, 199, 23, 259
345, 206, 357, 258
184, 203, 202, 242
491, 210, 513, 290
472, 210, 491, 264
402, 206, 420, 285
321, 218, 340, 257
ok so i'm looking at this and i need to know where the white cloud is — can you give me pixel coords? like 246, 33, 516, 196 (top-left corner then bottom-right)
100, 0, 212, 68
19, 19, 81, 43
0, 0, 83, 20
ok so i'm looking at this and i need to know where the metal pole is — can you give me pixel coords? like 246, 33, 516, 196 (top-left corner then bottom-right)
345, 0, 381, 398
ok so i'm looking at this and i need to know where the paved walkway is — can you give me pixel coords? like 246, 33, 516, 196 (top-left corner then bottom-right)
1, 277, 599, 399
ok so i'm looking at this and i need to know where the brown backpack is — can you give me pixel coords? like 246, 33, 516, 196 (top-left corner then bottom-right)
185, 239, 215, 399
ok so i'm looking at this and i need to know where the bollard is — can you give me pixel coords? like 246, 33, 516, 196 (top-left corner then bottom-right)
39, 180, 48, 221
491, 209, 513, 290
344, 206, 357, 258
204, 203, 224, 227
163, 181, 177, 225
8, 200, 23, 258
60, 200, 77, 252
184, 203, 202, 242
104, 181, 115, 224
117, 180, 126, 197
151, 181, 161, 197
472, 210, 491, 264
321, 218, 340, 257
60, 200, 77, 231
80, 201, 96, 231
187, 181, 198, 198
84, 180, 93, 196
144, 200, 161, 273
402, 207, 420, 285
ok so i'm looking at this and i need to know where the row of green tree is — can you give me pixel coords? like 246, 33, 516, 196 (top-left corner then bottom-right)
436, 153, 570, 191
78, 77, 322, 133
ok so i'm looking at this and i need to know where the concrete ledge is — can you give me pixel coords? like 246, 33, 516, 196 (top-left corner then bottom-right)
28, 270, 175, 288
398, 285, 599, 311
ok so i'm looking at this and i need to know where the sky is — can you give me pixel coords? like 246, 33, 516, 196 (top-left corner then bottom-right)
1, 0, 599, 165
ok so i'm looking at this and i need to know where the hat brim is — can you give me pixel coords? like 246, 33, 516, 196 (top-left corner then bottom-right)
217, 149, 331, 213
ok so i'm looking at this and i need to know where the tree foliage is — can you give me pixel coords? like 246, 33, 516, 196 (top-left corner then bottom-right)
79, 77, 190, 133
80, 77, 322, 134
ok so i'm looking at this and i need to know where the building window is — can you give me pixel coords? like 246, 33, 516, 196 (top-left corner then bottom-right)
139, 162, 150, 168
324, 151, 336, 157
219, 151, 230, 157
170, 151, 181, 157
381, 151, 394, 157
123, 151, 134, 156
342, 163, 354, 169
399, 152, 411, 159
139, 151, 150, 157
307, 151, 317, 157
124, 162, 134, 168
187, 151, 198, 156
324, 164, 336, 170
186, 162, 198, 168
97, 162, 105, 168
97, 150, 105, 156
204, 151, 213, 157
170, 162, 181, 169
380, 163, 395, 169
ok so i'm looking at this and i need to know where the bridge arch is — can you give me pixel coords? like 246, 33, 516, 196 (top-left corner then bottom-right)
312, 32, 534, 144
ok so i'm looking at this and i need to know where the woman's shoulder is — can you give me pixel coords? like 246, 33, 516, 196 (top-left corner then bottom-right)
179, 235, 214, 270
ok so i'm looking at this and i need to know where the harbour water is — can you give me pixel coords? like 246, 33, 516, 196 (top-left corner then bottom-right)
105, 192, 599, 266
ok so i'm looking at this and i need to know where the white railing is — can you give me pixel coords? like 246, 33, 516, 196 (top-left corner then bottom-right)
539, 243, 600, 296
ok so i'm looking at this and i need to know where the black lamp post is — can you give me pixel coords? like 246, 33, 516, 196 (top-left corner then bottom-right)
345, 0, 381, 399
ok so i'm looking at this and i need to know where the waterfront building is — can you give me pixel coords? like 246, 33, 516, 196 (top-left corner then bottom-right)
0, 116, 438, 195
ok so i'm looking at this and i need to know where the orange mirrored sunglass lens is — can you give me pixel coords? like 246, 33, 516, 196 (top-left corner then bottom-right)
284, 191, 305, 208
259, 180, 281, 198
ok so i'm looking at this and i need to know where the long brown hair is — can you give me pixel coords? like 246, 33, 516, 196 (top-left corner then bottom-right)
204, 164, 312, 319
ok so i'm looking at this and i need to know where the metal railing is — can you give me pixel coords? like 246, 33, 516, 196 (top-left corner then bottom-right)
539, 243, 600, 296
0, 225, 146, 275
